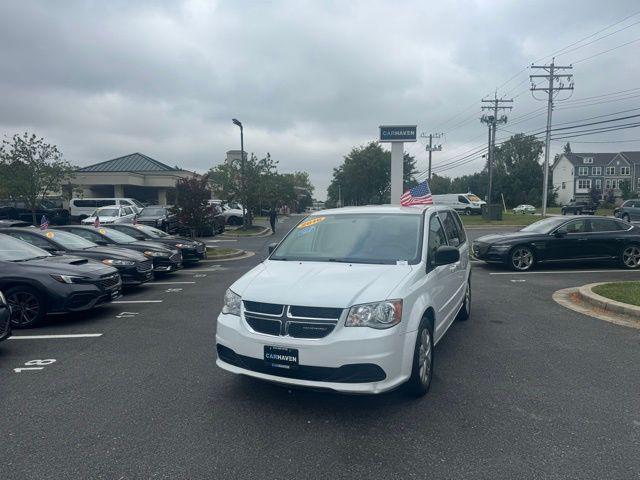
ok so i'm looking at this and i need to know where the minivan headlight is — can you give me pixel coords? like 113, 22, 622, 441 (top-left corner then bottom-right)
345, 299, 402, 329
222, 289, 241, 316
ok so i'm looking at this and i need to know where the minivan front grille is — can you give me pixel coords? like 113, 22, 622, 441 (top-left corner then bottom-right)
243, 301, 342, 339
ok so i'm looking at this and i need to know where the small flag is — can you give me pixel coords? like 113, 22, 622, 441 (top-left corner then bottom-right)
400, 180, 434, 207
40, 215, 49, 230
94, 215, 100, 228
133, 215, 138, 225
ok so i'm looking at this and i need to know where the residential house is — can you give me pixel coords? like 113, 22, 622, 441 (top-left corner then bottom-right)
551, 151, 640, 205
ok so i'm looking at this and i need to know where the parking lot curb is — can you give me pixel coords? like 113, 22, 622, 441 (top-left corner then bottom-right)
552, 287, 640, 330
577, 282, 640, 319
205, 249, 247, 260
202, 250, 255, 262
219, 227, 271, 238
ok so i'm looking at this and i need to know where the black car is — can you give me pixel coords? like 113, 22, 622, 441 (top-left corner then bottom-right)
0, 233, 121, 328
0, 219, 31, 228
472, 216, 640, 271
136, 205, 179, 233
0, 228, 154, 286
561, 201, 598, 215
0, 200, 70, 225
614, 199, 640, 223
53, 226, 183, 273
108, 224, 207, 262
0, 290, 11, 342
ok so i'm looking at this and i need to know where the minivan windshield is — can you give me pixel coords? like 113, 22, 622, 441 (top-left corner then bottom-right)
271, 213, 424, 264
0, 234, 51, 261
520, 217, 566, 234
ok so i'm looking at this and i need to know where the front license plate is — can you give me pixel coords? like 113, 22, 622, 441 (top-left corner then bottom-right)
264, 346, 299, 368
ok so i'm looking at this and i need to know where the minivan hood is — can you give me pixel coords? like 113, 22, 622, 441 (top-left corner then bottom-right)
232, 260, 414, 309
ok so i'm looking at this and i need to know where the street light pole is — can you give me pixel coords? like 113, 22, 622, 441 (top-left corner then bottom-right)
232, 118, 246, 227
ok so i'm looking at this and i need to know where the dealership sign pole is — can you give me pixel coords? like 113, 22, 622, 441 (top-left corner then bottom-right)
379, 125, 417, 204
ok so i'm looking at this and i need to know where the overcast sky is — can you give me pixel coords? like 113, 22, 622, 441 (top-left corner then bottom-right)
1, 0, 639, 199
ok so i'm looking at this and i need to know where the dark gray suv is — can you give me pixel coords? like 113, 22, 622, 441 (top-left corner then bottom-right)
615, 200, 640, 222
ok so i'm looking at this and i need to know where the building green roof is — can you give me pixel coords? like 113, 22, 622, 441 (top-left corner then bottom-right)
78, 153, 181, 173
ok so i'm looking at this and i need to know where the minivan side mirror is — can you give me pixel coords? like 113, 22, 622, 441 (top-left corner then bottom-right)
268, 242, 278, 254
554, 228, 567, 237
433, 246, 460, 266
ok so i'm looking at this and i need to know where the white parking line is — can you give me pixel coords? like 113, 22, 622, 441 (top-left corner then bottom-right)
9, 334, 103, 340
490, 269, 638, 275
112, 300, 163, 304
149, 281, 196, 285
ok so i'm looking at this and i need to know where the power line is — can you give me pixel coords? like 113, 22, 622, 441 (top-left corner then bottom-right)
573, 36, 640, 64
555, 18, 640, 58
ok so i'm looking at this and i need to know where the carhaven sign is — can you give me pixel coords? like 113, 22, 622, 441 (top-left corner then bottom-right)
379, 125, 417, 142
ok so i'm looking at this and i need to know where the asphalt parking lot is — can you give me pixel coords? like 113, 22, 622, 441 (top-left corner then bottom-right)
1, 217, 639, 479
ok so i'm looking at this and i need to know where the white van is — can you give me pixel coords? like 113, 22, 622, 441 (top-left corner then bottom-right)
69, 198, 144, 220
432, 193, 485, 215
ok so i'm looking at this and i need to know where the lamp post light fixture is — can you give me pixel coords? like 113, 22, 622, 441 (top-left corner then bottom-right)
232, 118, 246, 226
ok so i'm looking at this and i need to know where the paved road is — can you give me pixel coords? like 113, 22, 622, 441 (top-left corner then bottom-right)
1, 216, 639, 479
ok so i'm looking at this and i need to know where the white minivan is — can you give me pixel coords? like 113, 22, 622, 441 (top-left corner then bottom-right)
69, 198, 144, 220
216, 205, 471, 396
432, 193, 485, 215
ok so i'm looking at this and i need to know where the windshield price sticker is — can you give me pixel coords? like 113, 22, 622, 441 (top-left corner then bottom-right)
45, 231, 55, 238
297, 217, 326, 229
99, 228, 106, 234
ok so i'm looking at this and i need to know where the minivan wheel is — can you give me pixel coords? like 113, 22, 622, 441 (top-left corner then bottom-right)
6, 286, 45, 328
456, 280, 471, 321
510, 246, 535, 271
405, 318, 434, 397
621, 244, 640, 269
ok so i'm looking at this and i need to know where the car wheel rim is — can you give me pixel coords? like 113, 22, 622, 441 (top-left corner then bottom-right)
512, 248, 533, 270
623, 246, 640, 268
418, 328, 432, 386
7, 292, 40, 326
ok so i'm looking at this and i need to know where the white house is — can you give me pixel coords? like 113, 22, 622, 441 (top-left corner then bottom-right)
552, 151, 640, 205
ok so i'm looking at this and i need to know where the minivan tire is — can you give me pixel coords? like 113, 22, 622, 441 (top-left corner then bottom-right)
456, 280, 471, 321
405, 318, 434, 397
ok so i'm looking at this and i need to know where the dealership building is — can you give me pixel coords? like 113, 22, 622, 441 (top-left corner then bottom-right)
71, 152, 197, 205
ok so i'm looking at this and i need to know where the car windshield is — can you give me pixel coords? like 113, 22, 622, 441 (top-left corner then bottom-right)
131, 199, 144, 208
140, 207, 166, 216
100, 228, 138, 243
467, 195, 481, 202
271, 213, 424, 264
0, 234, 52, 261
44, 230, 97, 249
520, 217, 567, 234
133, 224, 168, 237
92, 208, 119, 217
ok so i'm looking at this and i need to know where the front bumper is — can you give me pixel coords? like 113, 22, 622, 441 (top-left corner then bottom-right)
215, 312, 416, 394
117, 263, 154, 285
151, 252, 183, 272
472, 243, 509, 264
47, 277, 122, 313
180, 245, 206, 261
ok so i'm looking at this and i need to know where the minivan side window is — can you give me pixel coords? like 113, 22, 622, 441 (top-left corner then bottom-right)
96, 200, 116, 208
427, 214, 448, 266
120, 200, 132, 206
73, 200, 97, 208
438, 211, 462, 247
458, 196, 469, 204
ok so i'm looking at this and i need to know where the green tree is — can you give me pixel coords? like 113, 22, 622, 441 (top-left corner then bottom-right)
174, 176, 212, 236
492, 134, 544, 206
326, 142, 417, 207
0, 132, 75, 225
619, 180, 635, 200
428, 174, 451, 194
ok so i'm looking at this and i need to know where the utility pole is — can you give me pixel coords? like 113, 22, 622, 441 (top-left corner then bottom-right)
530, 58, 573, 216
232, 118, 247, 226
420, 132, 443, 180
480, 93, 512, 207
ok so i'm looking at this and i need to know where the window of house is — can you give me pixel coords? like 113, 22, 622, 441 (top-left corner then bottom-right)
577, 179, 591, 189
582, 157, 593, 164
606, 166, 615, 175
637, 178, 640, 188
561, 182, 566, 190
578, 166, 589, 176
605, 179, 612, 189
595, 179, 602, 190
620, 166, 630, 175
592, 166, 601, 175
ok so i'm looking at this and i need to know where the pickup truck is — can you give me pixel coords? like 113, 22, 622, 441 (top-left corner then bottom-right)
561, 201, 598, 215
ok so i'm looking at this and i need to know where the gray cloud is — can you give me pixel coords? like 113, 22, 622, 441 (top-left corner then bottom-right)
0, 0, 638, 198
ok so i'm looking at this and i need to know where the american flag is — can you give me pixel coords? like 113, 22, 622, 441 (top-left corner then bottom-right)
94, 215, 100, 228
40, 215, 49, 230
400, 180, 433, 206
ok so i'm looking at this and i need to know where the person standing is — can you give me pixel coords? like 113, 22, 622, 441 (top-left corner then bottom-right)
269, 206, 278, 234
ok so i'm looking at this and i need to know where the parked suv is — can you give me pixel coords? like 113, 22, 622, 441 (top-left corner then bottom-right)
136, 205, 179, 233
561, 201, 598, 215
614, 199, 640, 222
216, 205, 471, 396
